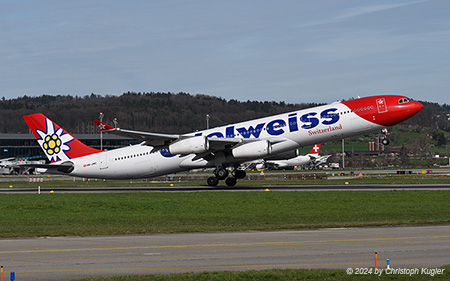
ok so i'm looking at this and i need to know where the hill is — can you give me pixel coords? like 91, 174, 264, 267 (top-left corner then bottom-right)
0, 92, 320, 134
1, 92, 449, 164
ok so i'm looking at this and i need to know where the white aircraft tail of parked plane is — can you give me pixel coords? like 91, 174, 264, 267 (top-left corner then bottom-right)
311, 154, 332, 169
23, 95, 423, 186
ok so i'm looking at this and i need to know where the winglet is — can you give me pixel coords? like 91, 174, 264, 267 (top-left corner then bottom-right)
93, 120, 115, 131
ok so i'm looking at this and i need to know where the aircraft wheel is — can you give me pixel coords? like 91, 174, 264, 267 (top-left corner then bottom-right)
382, 138, 389, 145
225, 177, 237, 187
216, 168, 229, 180
234, 170, 246, 179
207, 177, 219, 186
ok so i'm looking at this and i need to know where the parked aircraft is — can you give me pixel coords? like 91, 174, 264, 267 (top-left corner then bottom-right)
0, 158, 46, 174
23, 95, 422, 186
0, 158, 15, 174
254, 144, 327, 170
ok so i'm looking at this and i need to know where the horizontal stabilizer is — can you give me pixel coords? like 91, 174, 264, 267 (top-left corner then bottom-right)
18, 161, 74, 173
94, 120, 179, 147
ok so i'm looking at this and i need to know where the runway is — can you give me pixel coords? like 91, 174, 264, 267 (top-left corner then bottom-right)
2, 183, 450, 193
1, 225, 449, 280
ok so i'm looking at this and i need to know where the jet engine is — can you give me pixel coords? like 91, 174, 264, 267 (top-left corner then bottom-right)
232, 140, 272, 159
169, 136, 209, 155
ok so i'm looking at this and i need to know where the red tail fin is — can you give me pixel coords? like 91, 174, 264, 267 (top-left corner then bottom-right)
307, 144, 321, 155
23, 113, 102, 163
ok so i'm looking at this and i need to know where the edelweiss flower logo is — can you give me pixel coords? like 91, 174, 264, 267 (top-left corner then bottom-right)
43, 134, 62, 155
36, 118, 74, 162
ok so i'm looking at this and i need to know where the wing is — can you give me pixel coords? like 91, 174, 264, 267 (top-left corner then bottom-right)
93, 120, 286, 153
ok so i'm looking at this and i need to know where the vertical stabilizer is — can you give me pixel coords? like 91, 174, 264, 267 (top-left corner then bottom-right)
307, 144, 321, 156
23, 113, 102, 162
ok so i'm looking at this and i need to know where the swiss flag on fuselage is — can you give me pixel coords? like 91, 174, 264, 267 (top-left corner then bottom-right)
376, 98, 388, 113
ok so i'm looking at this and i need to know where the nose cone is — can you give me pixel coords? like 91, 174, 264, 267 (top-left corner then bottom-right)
369, 96, 424, 127
406, 101, 423, 118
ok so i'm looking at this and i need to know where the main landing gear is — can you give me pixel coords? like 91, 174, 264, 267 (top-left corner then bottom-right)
207, 168, 246, 187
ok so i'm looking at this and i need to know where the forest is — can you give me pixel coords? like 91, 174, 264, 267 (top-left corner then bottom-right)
0, 92, 320, 134
0, 92, 449, 150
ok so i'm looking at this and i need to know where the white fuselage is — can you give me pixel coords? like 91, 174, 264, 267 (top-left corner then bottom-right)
65, 102, 380, 179
267, 155, 313, 168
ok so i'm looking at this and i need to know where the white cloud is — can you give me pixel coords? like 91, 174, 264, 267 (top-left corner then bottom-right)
333, 1, 427, 20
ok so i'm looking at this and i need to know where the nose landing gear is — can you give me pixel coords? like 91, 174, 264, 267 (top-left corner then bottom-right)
381, 128, 390, 145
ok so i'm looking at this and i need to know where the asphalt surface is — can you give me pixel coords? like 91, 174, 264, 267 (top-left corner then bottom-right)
1, 225, 449, 280
1, 183, 450, 193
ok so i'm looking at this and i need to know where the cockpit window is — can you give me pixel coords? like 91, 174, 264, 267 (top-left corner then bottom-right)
398, 98, 410, 104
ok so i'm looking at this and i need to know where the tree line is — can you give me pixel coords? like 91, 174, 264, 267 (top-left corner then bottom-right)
0, 92, 316, 134
0, 92, 448, 148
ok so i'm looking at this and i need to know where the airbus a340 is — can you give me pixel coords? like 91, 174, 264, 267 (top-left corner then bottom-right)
23, 95, 422, 186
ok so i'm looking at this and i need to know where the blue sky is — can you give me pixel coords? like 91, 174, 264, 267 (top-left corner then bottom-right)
1, 0, 449, 104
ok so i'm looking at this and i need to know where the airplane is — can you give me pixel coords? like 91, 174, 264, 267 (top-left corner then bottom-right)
0, 157, 46, 175
254, 144, 327, 170
23, 95, 423, 186
0, 158, 15, 174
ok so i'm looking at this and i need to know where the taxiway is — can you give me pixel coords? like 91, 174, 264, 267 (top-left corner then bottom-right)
1, 225, 449, 280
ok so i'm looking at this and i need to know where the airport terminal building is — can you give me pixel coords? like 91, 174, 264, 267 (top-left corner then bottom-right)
0, 133, 137, 160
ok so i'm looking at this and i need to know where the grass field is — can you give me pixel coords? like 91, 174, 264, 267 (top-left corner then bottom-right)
78, 267, 450, 281
3, 182, 449, 281
1, 190, 449, 238
3, 173, 450, 189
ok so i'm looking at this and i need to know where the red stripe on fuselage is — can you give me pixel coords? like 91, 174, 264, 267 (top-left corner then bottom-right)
341, 95, 423, 127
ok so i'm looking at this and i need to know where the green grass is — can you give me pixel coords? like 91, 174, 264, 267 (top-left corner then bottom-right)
3, 173, 450, 189
77, 266, 450, 281
1, 191, 449, 238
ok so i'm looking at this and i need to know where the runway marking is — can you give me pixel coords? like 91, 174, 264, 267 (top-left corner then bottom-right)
1, 235, 449, 254
14, 262, 418, 274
